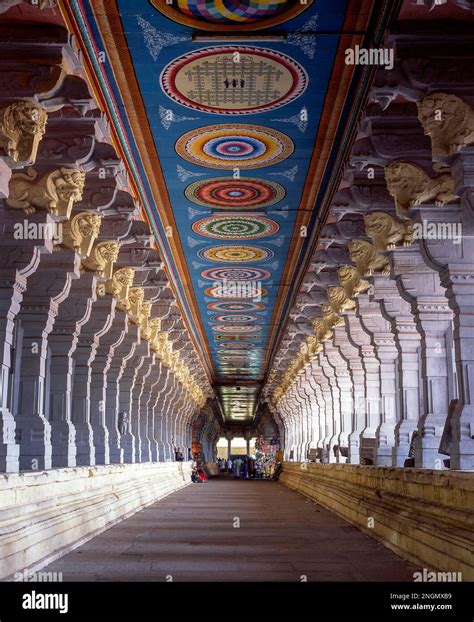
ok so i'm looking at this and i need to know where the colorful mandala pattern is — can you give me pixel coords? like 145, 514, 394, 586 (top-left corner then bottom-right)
151, 0, 311, 30
204, 285, 268, 299
207, 301, 265, 312
161, 47, 307, 115
213, 324, 262, 333
193, 215, 279, 240
216, 341, 257, 349
176, 0, 293, 23
198, 245, 274, 263
214, 334, 259, 341
213, 315, 258, 323
185, 177, 285, 209
176, 125, 293, 169
201, 267, 271, 282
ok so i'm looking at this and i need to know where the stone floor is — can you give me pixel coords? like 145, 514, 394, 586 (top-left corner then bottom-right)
43, 477, 417, 582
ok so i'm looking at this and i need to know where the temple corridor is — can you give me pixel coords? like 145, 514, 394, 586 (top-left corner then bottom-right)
0, 0, 473, 618
42, 477, 415, 582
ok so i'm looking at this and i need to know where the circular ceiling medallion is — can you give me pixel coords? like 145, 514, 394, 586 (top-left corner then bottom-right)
162, 47, 307, 115
217, 341, 257, 349
185, 177, 285, 209
214, 334, 259, 341
201, 267, 271, 281
204, 284, 268, 299
218, 349, 253, 356
176, 125, 293, 169
207, 301, 265, 312
213, 315, 258, 323
198, 245, 274, 263
213, 324, 261, 333
193, 214, 279, 240
151, 0, 312, 30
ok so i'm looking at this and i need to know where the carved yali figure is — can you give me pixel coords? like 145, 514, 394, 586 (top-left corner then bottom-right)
348, 239, 391, 277
337, 265, 370, 299
139, 301, 153, 339
311, 318, 332, 344
321, 303, 344, 332
384, 161, 457, 215
0, 101, 48, 163
327, 286, 357, 314
417, 92, 474, 159
60, 212, 101, 257
105, 267, 134, 305
82, 241, 121, 280
7, 167, 86, 218
128, 287, 145, 322
306, 334, 323, 356
364, 211, 413, 251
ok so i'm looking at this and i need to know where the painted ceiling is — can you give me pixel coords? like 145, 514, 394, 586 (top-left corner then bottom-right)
68, 0, 371, 422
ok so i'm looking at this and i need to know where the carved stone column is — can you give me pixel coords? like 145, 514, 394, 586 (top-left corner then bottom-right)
117, 326, 142, 463
391, 248, 453, 468
0, 241, 45, 472
334, 319, 366, 464
48, 273, 97, 467
16, 253, 80, 470
372, 277, 421, 466
89, 299, 125, 465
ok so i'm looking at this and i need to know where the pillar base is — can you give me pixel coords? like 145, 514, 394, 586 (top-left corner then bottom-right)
375, 424, 396, 466
121, 433, 136, 463
17, 415, 52, 471
74, 424, 95, 467
415, 413, 448, 469
50, 420, 76, 468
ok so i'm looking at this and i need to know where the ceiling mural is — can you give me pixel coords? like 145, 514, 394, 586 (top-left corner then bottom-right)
150, 0, 313, 31
185, 178, 286, 210
175, 124, 294, 169
71, 0, 359, 421
161, 47, 308, 114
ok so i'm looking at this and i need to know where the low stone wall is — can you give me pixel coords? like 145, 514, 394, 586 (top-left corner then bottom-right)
280, 462, 474, 580
0, 461, 191, 580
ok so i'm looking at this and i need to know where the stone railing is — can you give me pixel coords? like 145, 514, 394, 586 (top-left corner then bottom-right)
0, 462, 191, 579
280, 462, 474, 580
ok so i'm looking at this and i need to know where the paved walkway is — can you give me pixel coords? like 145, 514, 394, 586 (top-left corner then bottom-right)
44, 478, 416, 582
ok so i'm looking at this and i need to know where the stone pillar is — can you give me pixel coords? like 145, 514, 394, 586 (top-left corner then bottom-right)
422, 150, 474, 469
125, 342, 149, 463
48, 273, 97, 467
16, 253, 80, 471
0, 244, 43, 472
334, 318, 366, 464
89, 303, 125, 466
391, 249, 452, 468
149, 362, 169, 462
117, 325, 141, 463
372, 280, 421, 466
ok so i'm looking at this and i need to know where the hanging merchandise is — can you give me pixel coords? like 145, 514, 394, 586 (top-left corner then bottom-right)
254, 435, 281, 479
